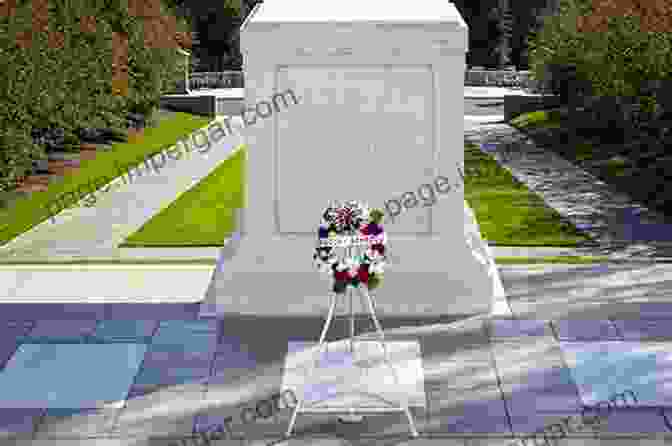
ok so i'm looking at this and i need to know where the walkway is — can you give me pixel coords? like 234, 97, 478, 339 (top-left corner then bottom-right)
0, 116, 243, 262
0, 117, 243, 302
464, 90, 672, 261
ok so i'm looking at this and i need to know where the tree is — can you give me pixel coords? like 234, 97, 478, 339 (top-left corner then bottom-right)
498, 5, 514, 67
0, 0, 190, 192
528, 0, 672, 98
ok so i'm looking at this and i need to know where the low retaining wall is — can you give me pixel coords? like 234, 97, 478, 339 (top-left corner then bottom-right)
174, 70, 543, 91
465, 69, 546, 91
173, 71, 244, 92
159, 95, 215, 117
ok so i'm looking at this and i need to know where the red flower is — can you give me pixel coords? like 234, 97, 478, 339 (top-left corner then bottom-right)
371, 244, 385, 256
334, 270, 350, 281
357, 264, 370, 283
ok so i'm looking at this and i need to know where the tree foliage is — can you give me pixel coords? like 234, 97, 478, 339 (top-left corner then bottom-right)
527, 0, 672, 100
0, 0, 190, 193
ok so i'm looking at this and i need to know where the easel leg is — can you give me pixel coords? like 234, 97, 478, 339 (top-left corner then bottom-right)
339, 285, 364, 423
286, 292, 338, 437
359, 286, 419, 438
349, 286, 355, 354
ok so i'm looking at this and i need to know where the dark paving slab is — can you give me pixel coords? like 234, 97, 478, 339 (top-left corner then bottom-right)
105, 303, 201, 320
209, 345, 259, 386
89, 319, 159, 343
611, 318, 672, 341
551, 319, 623, 341
24, 319, 98, 343
634, 303, 672, 318
3, 320, 36, 336
508, 411, 592, 438
0, 304, 106, 320
505, 381, 582, 414
487, 319, 552, 338
597, 408, 671, 434
424, 386, 510, 436
0, 408, 44, 437
0, 340, 20, 372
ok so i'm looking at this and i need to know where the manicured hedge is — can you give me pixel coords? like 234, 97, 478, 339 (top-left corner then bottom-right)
0, 0, 189, 194
527, 0, 672, 103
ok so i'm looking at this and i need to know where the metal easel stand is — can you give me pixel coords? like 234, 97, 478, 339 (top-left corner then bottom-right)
285, 246, 418, 438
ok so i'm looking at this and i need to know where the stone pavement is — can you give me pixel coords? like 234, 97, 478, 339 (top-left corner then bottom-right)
2, 300, 672, 445
0, 264, 215, 303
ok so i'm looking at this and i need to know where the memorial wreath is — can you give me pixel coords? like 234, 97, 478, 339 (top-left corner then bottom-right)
313, 200, 387, 294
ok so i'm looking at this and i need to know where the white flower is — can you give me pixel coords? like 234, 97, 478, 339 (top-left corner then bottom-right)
370, 262, 385, 274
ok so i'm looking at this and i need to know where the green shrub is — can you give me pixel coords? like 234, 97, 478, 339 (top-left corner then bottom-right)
527, 0, 672, 104
0, 125, 43, 194
526, 0, 672, 145
0, 0, 190, 190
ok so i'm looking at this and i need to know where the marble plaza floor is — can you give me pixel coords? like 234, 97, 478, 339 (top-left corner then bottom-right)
2, 302, 672, 445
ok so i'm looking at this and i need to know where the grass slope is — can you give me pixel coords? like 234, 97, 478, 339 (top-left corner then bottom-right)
0, 112, 212, 246
121, 145, 245, 247
122, 144, 591, 247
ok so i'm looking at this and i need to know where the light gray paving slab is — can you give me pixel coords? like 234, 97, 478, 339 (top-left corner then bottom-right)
423, 360, 498, 390
0, 266, 214, 302
497, 263, 672, 320
112, 388, 204, 439
491, 337, 566, 385
33, 408, 119, 439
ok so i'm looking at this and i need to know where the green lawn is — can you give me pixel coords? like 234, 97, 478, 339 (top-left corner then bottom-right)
463, 143, 593, 246
0, 112, 212, 246
509, 109, 562, 129
120, 145, 245, 247
121, 143, 593, 247
494, 256, 612, 265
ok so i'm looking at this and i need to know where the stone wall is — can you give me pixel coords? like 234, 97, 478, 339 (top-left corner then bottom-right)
464, 69, 545, 91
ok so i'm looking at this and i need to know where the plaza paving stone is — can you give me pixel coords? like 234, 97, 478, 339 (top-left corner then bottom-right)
560, 341, 672, 407
611, 318, 672, 341
426, 386, 510, 435
487, 318, 552, 338
33, 407, 119, 439
551, 319, 622, 341
90, 319, 159, 343
132, 347, 213, 390
0, 343, 146, 409
0, 408, 44, 437
0, 316, 670, 440
24, 319, 98, 343
596, 408, 670, 434
209, 338, 259, 386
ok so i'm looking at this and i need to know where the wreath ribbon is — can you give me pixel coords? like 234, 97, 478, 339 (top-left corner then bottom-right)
313, 201, 387, 293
